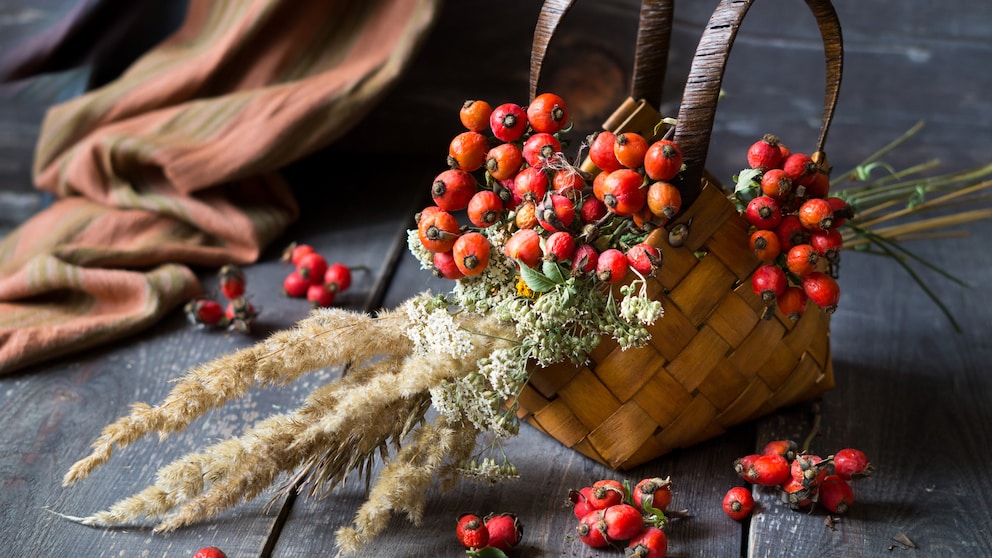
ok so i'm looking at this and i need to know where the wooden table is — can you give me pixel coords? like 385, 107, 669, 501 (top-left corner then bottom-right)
2, 1, 992, 556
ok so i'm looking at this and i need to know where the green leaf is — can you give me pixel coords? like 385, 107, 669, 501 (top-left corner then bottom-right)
734, 167, 763, 194
543, 260, 567, 284
473, 548, 509, 558
518, 261, 557, 293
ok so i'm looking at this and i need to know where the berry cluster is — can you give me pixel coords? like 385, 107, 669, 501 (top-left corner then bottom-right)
568, 477, 674, 557
280, 242, 357, 308
734, 135, 854, 317
417, 93, 681, 288
725, 439, 873, 519
455, 512, 523, 557
183, 264, 258, 333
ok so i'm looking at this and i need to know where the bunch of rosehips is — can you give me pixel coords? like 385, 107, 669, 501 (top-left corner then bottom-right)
735, 134, 854, 318
184, 264, 258, 333
417, 93, 683, 287
281, 242, 355, 308
723, 439, 873, 521
568, 477, 675, 557
455, 512, 523, 557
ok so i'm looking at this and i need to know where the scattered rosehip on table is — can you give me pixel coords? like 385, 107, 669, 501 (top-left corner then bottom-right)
218, 265, 246, 300
280, 242, 364, 308
184, 297, 226, 328
193, 546, 227, 558
722, 486, 755, 521
455, 512, 522, 558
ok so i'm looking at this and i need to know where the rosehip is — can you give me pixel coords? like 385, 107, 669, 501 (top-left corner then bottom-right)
553, 167, 585, 198
580, 196, 608, 223
484, 513, 522, 551
775, 214, 809, 252
747, 134, 784, 170
760, 168, 793, 199
782, 477, 815, 509
490, 102, 527, 142
588, 131, 623, 173
485, 142, 523, 181
514, 200, 538, 230
527, 92, 568, 134
749, 229, 781, 262
522, 132, 562, 166
833, 448, 873, 480
218, 264, 246, 299
282, 271, 309, 298
802, 271, 840, 312
537, 194, 576, 232
185, 297, 226, 327
627, 526, 668, 558
323, 262, 352, 292
544, 231, 576, 263
282, 242, 314, 267
447, 131, 488, 172
307, 283, 335, 308
786, 243, 820, 277
743, 453, 791, 486
782, 152, 816, 186
570, 486, 596, 519
626, 243, 663, 277
602, 168, 647, 216
733, 454, 761, 478
596, 249, 629, 284
644, 139, 683, 181
819, 475, 855, 514
576, 510, 609, 548
762, 439, 799, 462
418, 207, 459, 253
798, 197, 835, 231
225, 298, 257, 333
467, 190, 504, 228
452, 232, 491, 277
296, 251, 328, 286
459, 99, 492, 132
722, 486, 755, 521
604, 503, 644, 541
571, 244, 599, 276
646, 181, 682, 222
745, 195, 783, 230
455, 513, 489, 549
432, 250, 464, 280
805, 170, 831, 198
614, 131, 649, 169
791, 454, 828, 488
431, 169, 477, 212
776, 286, 808, 321
826, 196, 854, 226
810, 228, 844, 262
193, 547, 227, 558
632, 477, 672, 513
752, 264, 788, 303
513, 166, 549, 202
504, 228, 542, 268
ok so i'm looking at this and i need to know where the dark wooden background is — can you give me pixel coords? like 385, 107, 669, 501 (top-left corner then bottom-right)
2, 1, 992, 556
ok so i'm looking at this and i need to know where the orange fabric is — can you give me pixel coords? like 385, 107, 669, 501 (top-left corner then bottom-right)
0, 0, 440, 374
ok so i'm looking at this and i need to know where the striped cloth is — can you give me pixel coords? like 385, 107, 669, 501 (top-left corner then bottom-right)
0, 0, 440, 374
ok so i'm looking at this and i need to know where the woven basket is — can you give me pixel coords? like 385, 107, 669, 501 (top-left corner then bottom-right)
515, 0, 843, 470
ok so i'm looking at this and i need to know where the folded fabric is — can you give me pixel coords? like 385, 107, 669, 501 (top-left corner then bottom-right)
0, 0, 441, 374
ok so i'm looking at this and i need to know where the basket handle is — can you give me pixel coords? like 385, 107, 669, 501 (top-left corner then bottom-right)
672, 0, 844, 208
530, 0, 675, 106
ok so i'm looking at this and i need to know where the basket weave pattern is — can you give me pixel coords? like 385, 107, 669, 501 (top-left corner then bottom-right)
515, 182, 834, 470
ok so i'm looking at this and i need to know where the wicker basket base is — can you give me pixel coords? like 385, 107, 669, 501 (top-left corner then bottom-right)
515, 182, 834, 470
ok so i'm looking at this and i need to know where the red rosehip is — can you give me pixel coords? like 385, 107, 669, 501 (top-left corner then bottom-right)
467, 190, 504, 228
775, 214, 809, 252
431, 169, 477, 211
722, 486, 755, 521
596, 248, 629, 284
455, 513, 489, 550
576, 510, 609, 548
418, 207, 460, 253
193, 547, 227, 558
742, 453, 791, 486
752, 264, 788, 303
552, 167, 585, 198
819, 475, 855, 514
782, 477, 815, 509
184, 297, 226, 327
782, 152, 816, 186
627, 526, 668, 558
296, 252, 328, 285
447, 131, 488, 172
791, 454, 828, 488
810, 228, 844, 262
283, 242, 315, 266
833, 448, 873, 480
544, 231, 576, 263
733, 454, 761, 478
307, 283, 335, 308
537, 193, 576, 232
798, 197, 835, 231
588, 131, 623, 173
451, 232, 491, 277
604, 503, 644, 541
826, 196, 854, 226
504, 228, 542, 268
786, 243, 820, 277
762, 439, 799, 462
526, 92, 569, 134
218, 264, 246, 300
805, 170, 831, 198
484, 513, 523, 552
513, 166, 549, 202
522, 132, 562, 166
282, 271, 309, 298
431, 250, 464, 280
760, 168, 793, 199
601, 168, 647, 216
571, 244, 599, 276
614, 131, 649, 169
746, 195, 783, 230
589, 479, 625, 509
459, 99, 492, 132
644, 139, 683, 181
776, 286, 808, 321
490, 102, 527, 142
632, 477, 672, 513
802, 271, 841, 312
570, 486, 596, 519
225, 298, 257, 333
749, 229, 781, 262
747, 134, 784, 170
626, 243, 663, 277
580, 196, 608, 224
485, 142, 524, 181
324, 262, 352, 292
